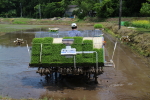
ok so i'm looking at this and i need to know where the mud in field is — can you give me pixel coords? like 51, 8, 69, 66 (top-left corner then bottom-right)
0, 25, 150, 100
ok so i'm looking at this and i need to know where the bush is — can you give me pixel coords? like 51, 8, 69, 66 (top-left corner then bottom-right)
94, 24, 104, 28
124, 21, 131, 26
131, 20, 150, 29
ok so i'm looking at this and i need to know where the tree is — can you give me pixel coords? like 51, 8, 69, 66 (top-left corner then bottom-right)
0, 0, 17, 17
61, 0, 71, 8
0, 0, 148, 18
122, 0, 147, 16
71, 0, 96, 19
109, 0, 119, 17
43, 2, 65, 18
140, 0, 150, 16
93, 0, 114, 18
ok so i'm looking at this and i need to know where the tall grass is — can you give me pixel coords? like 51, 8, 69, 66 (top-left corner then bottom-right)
131, 20, 150, 29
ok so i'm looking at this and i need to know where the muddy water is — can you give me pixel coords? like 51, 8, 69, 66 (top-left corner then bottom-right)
0, 25, 150, 100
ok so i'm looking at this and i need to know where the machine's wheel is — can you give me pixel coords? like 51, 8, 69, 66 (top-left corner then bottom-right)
45, 74, 51, 81
94, 72, 98, 84
55, 72, 58, 83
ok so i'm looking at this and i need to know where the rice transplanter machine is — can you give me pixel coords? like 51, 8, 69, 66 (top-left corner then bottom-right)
28, 29, 114, 83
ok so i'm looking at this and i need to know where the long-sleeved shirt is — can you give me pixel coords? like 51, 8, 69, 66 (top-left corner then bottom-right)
68, 30, 82, 37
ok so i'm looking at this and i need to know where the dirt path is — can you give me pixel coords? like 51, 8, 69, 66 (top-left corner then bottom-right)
101, 33, 150, 100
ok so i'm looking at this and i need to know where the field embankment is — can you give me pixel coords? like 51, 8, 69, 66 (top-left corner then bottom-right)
102, 22, 150, 58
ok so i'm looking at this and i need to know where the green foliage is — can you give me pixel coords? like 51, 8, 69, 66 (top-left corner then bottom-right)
61, 0, 72, 9
0, 0, 17, 17
124, 21, 131, 26
49, 30, 59, 32
140, 2, 150, 16
71, 0, 96, 19
131, 20, 150, 29
43, 2, 65, 18
121, 0, 146, 16
93, 0, 114, 18
94, 24, 104, 28
0, 0, 148, 18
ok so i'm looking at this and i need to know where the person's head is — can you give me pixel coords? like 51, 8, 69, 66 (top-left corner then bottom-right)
71, 23, 77, 29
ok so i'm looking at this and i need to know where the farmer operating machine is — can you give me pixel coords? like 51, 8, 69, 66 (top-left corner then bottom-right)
28, 28, 114, 83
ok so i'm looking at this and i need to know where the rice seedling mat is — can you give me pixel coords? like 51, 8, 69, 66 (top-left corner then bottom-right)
29, 37, 104, 67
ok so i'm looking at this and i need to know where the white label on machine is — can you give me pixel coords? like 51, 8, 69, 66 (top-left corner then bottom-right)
61, 48, 76, 55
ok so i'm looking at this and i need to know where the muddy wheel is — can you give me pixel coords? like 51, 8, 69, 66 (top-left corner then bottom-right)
88, 73, 90, 79
94, 73, 98, 84
45, 74, 49, 81
55, 72, 58, 83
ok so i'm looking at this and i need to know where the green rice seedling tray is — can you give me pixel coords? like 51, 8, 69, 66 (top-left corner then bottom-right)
30, 37, 104, 67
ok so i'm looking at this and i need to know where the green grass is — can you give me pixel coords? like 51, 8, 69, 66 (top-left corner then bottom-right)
12, 18, 33, 24
133, 27, 150, 34
12, 21, 27, 24
103, 28, 118, 37
0, 24, 47, 35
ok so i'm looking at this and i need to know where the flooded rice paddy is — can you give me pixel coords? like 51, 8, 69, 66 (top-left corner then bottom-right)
0, 25, 150, 100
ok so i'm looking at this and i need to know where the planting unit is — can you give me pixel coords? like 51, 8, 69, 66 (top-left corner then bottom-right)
29, 30, 106, 83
